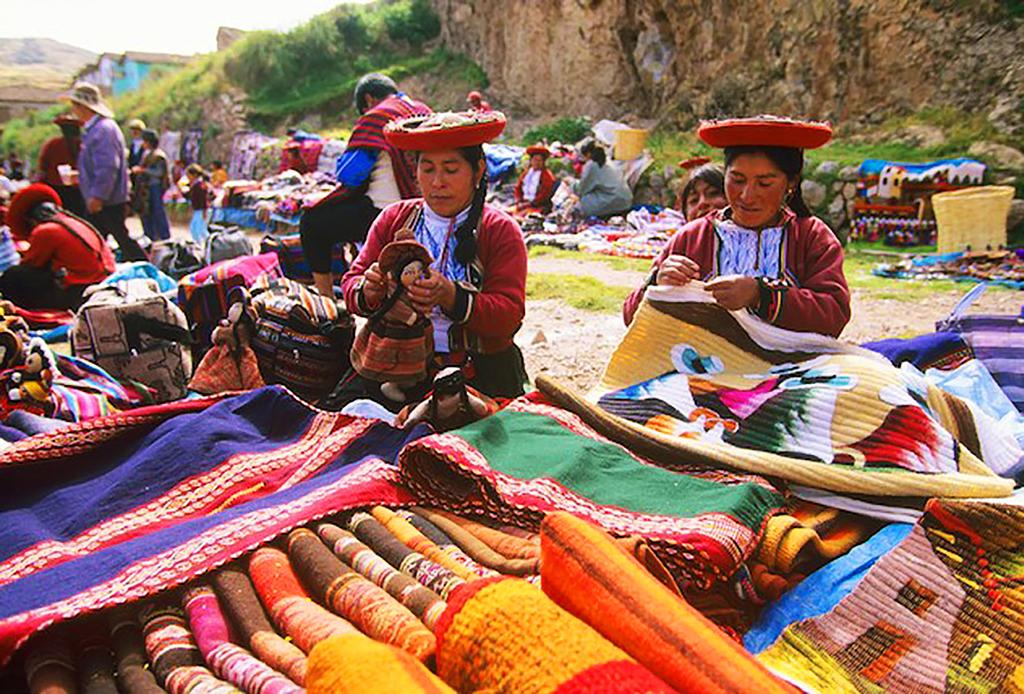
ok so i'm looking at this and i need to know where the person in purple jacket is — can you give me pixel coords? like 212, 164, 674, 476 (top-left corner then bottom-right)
62, 82, 148, 261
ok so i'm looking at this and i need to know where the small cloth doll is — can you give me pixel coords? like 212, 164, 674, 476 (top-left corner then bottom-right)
188, 291, 265, 395
397, 366, 496, 431
5, 338, 56, 415
0, 299, 30, 370
350, 230, 435, 402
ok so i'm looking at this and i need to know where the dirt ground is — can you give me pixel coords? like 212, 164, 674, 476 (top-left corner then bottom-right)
519, 254, 1023, 392
146, 218, 1020, 394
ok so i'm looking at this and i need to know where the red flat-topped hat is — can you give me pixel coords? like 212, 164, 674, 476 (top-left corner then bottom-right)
697, 115, 832, 150
7, 183, 61, 241
526, 144, 551, 158
678, 156, 711, 170
385, 110, 506, 151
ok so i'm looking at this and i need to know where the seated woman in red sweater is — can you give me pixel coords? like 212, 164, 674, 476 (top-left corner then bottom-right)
335, 110, 528, 409
623, 117, 850, 337
0, 183, 115, 310
514, 144, 559, 214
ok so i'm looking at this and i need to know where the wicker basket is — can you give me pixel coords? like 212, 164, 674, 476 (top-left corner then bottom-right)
613, 128, 648, 161
933, 186, 1014, 253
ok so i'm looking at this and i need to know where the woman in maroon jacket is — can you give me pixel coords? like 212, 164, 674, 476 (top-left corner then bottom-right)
337, 110, 528, 408
623, 117, 850, 337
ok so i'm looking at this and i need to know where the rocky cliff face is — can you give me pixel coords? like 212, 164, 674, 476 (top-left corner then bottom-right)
431, 0, 1024, 133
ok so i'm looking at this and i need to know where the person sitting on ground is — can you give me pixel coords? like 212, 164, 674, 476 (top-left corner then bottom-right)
0, 183, 115, 310
575, 139, 633, 219
300, 73, 432, 298
675, 157, 727, 221
335, 110, 528, 410
622, 116, 850, 336
35, 114, 86, 217
209, 160, 228, 188
131, 129, 171, 242
514, 145, 559, 214
466, 90, 492, 112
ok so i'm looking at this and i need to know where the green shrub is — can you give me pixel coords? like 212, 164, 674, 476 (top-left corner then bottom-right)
382, 0, 442, 47
523, 117, 592, 146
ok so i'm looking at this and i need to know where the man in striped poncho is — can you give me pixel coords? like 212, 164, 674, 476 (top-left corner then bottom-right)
300, 73, 432, 297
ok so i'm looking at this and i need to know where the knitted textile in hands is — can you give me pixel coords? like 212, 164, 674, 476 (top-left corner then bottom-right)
540, 512, 796, 694
210, 566, 309, 686
247, 547, 357, 654
433, 576, 675, 693
286, 528, 436, 662
316, 522, 447, 629
308, 634, 454, 694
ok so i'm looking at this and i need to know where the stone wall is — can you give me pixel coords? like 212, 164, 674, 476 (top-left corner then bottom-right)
431, 0, 1024, 134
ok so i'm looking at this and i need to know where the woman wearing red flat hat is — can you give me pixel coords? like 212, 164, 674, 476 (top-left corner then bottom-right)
0, 183, 115, 310
514, 144, 559, 214
623, 116, 850, 336
334, 110, 528, 409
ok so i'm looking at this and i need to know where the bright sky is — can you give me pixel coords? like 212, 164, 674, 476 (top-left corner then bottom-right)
3, 0, 371, 56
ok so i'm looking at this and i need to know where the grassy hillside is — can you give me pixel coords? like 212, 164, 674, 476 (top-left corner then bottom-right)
1, 0, 484, 162
0, 38, 95, 74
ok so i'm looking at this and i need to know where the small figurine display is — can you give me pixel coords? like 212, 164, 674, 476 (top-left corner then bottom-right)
350, 228, 435, 402
188, 292, 265, 395
398, 366, 494, 432
4, 338, 56, 415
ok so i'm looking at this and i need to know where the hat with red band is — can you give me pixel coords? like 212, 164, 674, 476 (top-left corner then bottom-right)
385, 111, 506, 151
7, 183, 62, 241
697, 116, 833, 150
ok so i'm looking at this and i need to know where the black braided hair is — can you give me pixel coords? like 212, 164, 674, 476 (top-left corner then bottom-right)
453, 145, 487, 266
723, 145, 812, 218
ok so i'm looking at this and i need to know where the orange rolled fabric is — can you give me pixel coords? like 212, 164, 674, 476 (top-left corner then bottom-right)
540, 512, 796, 694
308, 634, 454, 694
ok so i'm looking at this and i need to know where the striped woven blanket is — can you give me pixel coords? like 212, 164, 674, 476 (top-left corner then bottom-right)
541, 285, 1019, 499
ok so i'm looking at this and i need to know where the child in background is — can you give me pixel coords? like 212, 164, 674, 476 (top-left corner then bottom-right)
186, 164, 210, 244
210, 160, 228, 188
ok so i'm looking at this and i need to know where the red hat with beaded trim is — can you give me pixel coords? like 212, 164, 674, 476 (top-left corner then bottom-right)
385, 111, 506, 152
7, 183, 61, 241
697, 115, 832, 150
526, 144, 551, 158
678, 156, 711, 170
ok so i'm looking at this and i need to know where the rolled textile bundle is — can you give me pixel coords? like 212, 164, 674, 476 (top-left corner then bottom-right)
248, 547, 357, 654
108, 607, 164, 694
348, 512, 465, 599
24, 624, 77, 694
182, 584, 303, 694
370, 506, 479, 581
307, 635, 454, 694
539, 512, 795, 694
412, 507, 540, 560
410, 507, 539, 575
211, 566, 309, 686
138, 599, 240, 693
286, 528, 436, 661
316, 523, 447, 629
434, 577, 674, 694
73, 617, 118, 694
396, 509, 500, 578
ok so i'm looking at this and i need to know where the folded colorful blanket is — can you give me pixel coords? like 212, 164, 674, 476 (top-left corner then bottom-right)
315, 523, 447, 629
540, 512, 795, 694
399, 397, 785, 588
434, 577, 675, 693
285, 527, 436, 661
541, 285, 1016, 498
0, 386, 425, 665
182, 584, 302, 694
211, 566, 308, 686
758, 498, 1024, 692
308, 634, 454, 694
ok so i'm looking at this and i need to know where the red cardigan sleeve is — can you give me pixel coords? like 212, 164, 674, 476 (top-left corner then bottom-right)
340, 201, 405, 315
465, 207, 527, 340
769, 218, 851, 337
20, 225, 60, 269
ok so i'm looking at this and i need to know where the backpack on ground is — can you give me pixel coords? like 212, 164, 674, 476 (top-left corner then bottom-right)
72, 278, 192, 402
179, 253, 282, 361
204, 224, 252, 265
151, 239, 204, 280
249, 276, 354, 401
